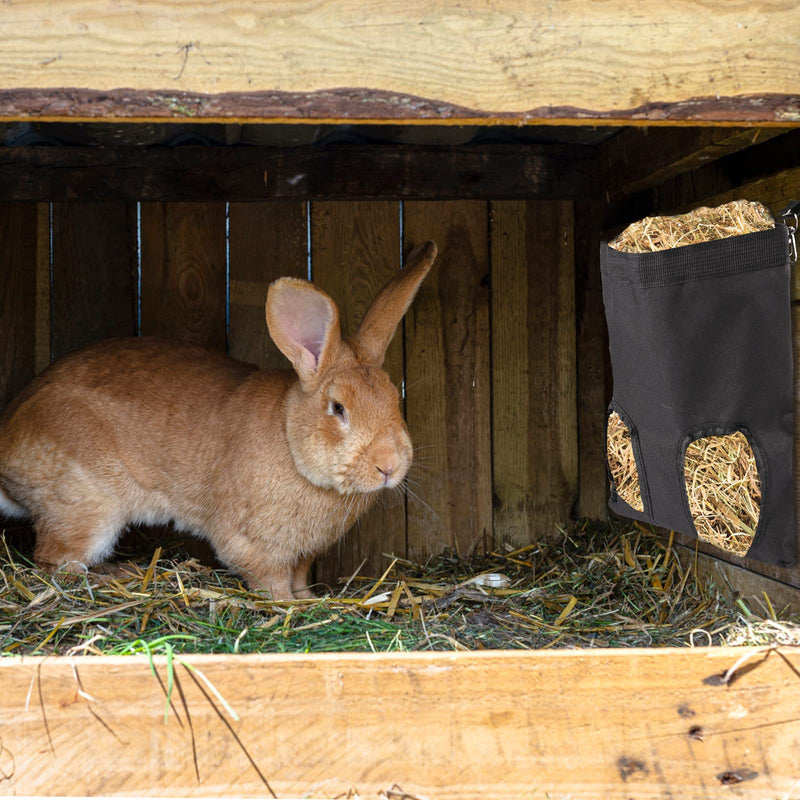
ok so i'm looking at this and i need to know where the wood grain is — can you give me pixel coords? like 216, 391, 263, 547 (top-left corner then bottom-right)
50, 203, 137, 360
310, 201, 406, 586
404, 201, 492, 558
228, 202, 307, 368
1, 1, 799, 122
3, 648, 800, 797
140, 203, 227, 351
491, 201, 578, 546
0, 203, 38, 412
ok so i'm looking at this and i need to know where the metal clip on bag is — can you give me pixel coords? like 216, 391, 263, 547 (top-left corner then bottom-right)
600, 206, 798, 567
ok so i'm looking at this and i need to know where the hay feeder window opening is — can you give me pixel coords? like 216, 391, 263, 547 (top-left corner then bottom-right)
683, 430, 761, 558
606, 409, 645, 513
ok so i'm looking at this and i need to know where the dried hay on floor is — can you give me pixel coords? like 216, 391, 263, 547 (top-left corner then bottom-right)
607, 411, 643, 511
684, 432, 760, 557
1, 519, 796, 657
608, 199, 774, 253
608, 200, 770, 554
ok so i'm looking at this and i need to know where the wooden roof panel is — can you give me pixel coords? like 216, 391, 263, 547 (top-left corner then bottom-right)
1, 1, 799, 124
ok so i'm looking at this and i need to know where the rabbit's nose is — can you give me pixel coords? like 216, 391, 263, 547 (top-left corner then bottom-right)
376, 462, 397, 486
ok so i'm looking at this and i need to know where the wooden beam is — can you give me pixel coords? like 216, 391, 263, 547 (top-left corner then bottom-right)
1, 1, 799, 123
600, 127, 792, 200
3, 648, 800, 797
0, 143, 596, 201
606, 128, 800, 232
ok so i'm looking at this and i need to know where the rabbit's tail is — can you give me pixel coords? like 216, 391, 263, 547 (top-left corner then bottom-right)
0, 483, 29, 519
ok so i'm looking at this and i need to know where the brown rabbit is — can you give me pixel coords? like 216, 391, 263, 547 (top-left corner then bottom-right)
0, 241, 437, 600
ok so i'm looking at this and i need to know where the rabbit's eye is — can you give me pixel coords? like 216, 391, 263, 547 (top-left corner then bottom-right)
329, 400, 346, 419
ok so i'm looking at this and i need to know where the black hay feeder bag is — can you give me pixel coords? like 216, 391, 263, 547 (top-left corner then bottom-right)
600, 207, 798, 568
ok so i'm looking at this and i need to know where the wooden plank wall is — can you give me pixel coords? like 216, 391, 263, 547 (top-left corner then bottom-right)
491, 201, 577, 545
228, 202, 307, 368
1, 202, 139, 406
405, 201, 493, 563
140, 203, 227, 351
0, 203, 38, 410
0, 199, 579, 584
51, 203, 138, 359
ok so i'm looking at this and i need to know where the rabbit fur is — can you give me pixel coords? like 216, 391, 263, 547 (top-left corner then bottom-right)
0, 241, 438, 599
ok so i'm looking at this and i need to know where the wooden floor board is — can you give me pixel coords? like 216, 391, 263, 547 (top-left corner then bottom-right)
3, 648, 800, 798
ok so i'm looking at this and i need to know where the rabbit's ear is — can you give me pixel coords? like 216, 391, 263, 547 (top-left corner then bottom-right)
353, 241, 437, 367
266, 278, 341, 391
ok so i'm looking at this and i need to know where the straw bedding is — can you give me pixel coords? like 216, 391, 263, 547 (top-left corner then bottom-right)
2, 519, 797, 657
607, 200, 773, 555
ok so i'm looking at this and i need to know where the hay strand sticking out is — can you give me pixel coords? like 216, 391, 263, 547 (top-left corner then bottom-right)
607, 411, 644, 511
609, 200, 774, 253
684, 432, 760, 557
